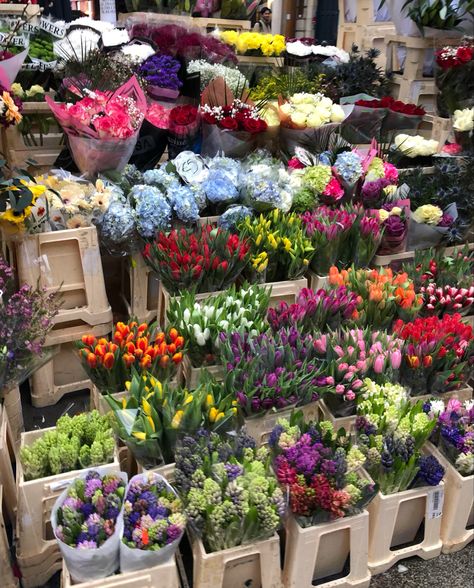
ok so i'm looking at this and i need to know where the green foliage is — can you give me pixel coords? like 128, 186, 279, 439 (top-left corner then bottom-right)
20, 411, 115, 480
250, 69, 326, 101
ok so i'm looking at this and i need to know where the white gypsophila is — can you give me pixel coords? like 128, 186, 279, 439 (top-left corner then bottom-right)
286, 40, 312, 57
102, 28, 130, 47
312, 44, 350, 63
452, 107, 474, 132
187, 60, 248, 93
121, 43, 155, 64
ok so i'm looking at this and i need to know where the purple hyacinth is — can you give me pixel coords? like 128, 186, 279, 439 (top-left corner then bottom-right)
85, 478, 102, 498
415, 455, 445, 486
224, 463, 244, 481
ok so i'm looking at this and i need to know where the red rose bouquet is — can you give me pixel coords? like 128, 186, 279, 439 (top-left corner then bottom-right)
46, 77, 146, 177
76, 320, 185, 393
167, 103, 200, 159
393, 314, 474, 396
435, 42, 474, 115
200, 77, 268, 158
143, 225, 250, 295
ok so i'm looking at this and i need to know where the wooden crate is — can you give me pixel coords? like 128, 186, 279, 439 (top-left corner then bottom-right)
60, 557, 181, 588
317, 399, 357, 435
122, 253, 160, 325
427, 443, 473, 554
2, 384, 22, 448
307, 271, 329, 291
16, 427, 120, 559
182, 355, 224, 389
17, 544, 63, 588
0, 4, 41, 17
244, 400, 319, 447
237, 55, 281, 66
283, 512, 370, 588
15, 227, 112, 339
191, 531, 282, 588
0, 485, 19, 588
0, 405, 17, 526
157, 285, 226, 328
367, 477, 444, 574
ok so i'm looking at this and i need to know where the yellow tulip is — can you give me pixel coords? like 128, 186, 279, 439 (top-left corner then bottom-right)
184, 394, 194, 405
256, 234, 262, 246
125, 381, 131, 391
121, 398, 127, 409
132, 431, 146, 440
147, 415, 155, 432
231, 407, 237, 415
171, 410, 184, 429
215, 412, 225, 422
142, 397, 152, 416
209, 407, 219, 423
283, 238, 292, 252
206, 394, 214, 408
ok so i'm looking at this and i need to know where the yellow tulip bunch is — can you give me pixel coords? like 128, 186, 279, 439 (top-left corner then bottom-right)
238, 209, 315, 282
220, 31, 286, 56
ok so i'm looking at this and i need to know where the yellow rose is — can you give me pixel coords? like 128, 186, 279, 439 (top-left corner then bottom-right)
390, 206, 402, 216
378, 209, 390, 222
290, 111, 307, 127
306, 113, 323, 128
412, 204, 443, 225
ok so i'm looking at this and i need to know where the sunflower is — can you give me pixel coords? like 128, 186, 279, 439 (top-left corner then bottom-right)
1, 206, 31, 225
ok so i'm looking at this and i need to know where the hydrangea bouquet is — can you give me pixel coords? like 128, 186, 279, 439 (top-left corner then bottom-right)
269, 415, 377, 526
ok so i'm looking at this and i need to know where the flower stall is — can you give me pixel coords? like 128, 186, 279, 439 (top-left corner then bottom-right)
0, 4, 472, 588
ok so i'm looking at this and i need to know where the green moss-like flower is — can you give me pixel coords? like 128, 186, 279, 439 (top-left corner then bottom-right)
302, 165, 332, 194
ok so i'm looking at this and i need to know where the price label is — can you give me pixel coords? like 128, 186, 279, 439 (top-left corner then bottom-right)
428, 488, 444, 519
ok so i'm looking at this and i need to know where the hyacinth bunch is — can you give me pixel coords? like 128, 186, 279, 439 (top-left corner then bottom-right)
107, 371, 237, 466
425, 398, 474, 476
269, 416, 377, 526
122, 473, 186, 551
267, 287, 358, 333
20, 411, 115, 481
54, 471, 126, 549
393, 314, 474, 395
419, 284, 474, 317
175, 430, 284, 553
356, 379, 444, 494
0, 257, 60, 390
312, 329, 404, 409
76, 322, 185, 393
238, 209, 315, 282
167, 283, 270, 366
143, 226, 250, 295
328, 266, 422, 329
220, 328, 322, 415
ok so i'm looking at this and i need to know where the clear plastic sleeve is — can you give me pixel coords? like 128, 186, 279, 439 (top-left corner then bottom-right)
201, 122, 258, 158
68, 134, 138, 177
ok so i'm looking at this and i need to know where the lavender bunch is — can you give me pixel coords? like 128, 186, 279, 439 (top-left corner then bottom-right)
220, 328, 325, 416
138, 54, 182, 91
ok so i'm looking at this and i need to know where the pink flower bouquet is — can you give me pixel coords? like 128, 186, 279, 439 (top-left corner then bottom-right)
46, 77, 146, 177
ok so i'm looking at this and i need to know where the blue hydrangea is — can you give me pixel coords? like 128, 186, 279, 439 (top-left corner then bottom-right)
99, 200, 136, 248
243, 177, 282, 212
334, 151, 363, 183
131, 185, 172, 238
168, 185, 200, 223
143, 168, 178, 191
206, 156, 242, 184
202, 169, 239, 205
190, 185, 207, 211
219, 205, 253, 230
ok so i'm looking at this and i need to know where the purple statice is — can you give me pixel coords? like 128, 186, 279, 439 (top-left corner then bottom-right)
138, 54, 182, 91
415, 455, 445, 486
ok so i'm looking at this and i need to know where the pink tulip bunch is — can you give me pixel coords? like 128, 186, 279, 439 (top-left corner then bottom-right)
420, 284, 474, 317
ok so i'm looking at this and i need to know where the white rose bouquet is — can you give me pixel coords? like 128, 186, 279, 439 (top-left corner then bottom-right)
407, 202, 459, 250
278, 93, 346, 156
452, 107, 474, 152
393, 134, 439, 159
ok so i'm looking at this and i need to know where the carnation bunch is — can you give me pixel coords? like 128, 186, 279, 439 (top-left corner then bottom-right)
143, 225, 250, 295
238, 209, 315, 282
267, 287, 358, 333
77, 321, 185, 393
122, 473, 186, 551
54, 471, 126, 549
393, 314, 474, 396
168, 283, 270, 367
220, 328, 322, 416
269, 415, 377, 525
20, 411, 116, 481
356, 379, 444, 494
177, 434, 284, 552
425, 398, 474, 476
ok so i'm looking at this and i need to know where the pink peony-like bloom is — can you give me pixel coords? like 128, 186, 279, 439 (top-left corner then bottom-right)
383, 162, 399, 184
441, 143, 462, 155
321, 177, 344, 202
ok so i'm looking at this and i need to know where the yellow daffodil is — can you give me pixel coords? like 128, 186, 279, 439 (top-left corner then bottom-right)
171, 410, 184, 429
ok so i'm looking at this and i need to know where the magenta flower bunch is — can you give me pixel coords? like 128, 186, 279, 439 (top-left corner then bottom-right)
267, 287, 359, 333
420, 284, 474, 317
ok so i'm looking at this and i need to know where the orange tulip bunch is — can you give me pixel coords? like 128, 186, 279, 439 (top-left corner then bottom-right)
77, 321, 185, 393
328, 266, 422, 329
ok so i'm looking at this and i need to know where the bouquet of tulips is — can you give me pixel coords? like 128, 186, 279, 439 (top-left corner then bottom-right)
328, 266, 423, 329
167, 283, 270, 367
238, 209, 315, 282
267, 287, 359, 333
76, 321, 185, 393
143, 225, 250, 295
419, 284, 474, 317
312, 328, 403, 415
403, 246, 473, 289
356, 379, 444, 494
220, 327, 323, 416
106, 371, 237, 466
393, 314, 474, 396
269, 414, 377, 526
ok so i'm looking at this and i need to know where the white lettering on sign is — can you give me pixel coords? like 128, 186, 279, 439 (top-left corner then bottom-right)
40, 17, 66, 38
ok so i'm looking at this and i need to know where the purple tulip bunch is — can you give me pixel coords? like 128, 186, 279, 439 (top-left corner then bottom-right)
354, 213, 384, 267
138, 54, 182, 91
267, 287, 359, 333
220, 328, 325, 415
313, 328, 404, 407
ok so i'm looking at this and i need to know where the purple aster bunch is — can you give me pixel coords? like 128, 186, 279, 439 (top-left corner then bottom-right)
122, 473, 186, 551
267, 287, 359, 333
0, 256, 60, 390
54, 471, 125, 549
220, 327, 324, 416
138, 54, 182, 91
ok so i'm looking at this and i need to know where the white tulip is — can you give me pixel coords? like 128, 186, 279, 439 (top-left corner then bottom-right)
453, 108, 474, 132
196, 333, 206, 346
183, 308, 191, 322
